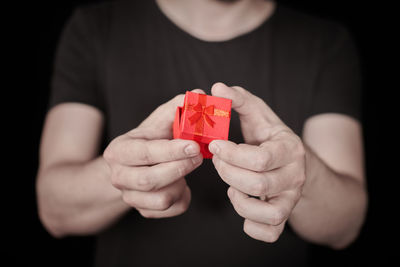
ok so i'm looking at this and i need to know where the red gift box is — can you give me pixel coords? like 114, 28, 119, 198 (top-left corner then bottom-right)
173, 91, 232, 158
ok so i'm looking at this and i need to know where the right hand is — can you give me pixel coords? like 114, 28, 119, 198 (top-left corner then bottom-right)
103, 90, 205, 218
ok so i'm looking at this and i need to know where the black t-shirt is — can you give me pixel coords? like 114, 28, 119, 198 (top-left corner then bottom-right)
49, 0, 361, 266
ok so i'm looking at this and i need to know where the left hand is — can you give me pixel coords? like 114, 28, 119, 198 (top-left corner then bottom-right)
208, 83, 306, 243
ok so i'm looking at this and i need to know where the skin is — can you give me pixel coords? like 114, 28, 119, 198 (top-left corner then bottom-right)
209, 83, 366, 248
37, 90, 205, 236
36, 0, 367, 249
156, 0, 276, 42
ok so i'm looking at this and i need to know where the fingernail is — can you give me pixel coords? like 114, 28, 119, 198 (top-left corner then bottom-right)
209, 142, 220, 155
184, 144, 198, 156
191, 155, 202, 165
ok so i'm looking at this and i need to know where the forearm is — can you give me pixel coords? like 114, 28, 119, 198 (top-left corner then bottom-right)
37, 156, 130, 237
288, 145, 367, 249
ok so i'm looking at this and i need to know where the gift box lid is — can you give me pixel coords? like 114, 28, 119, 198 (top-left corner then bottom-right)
180, 91, 232, 143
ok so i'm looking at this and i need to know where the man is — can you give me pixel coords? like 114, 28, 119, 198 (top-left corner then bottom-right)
36, 0, 367, 265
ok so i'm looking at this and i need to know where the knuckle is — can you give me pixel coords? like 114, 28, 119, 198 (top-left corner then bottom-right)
103, 144, 116, 163
286, 134, 305, 161
136, 173, 156, 192
174, 94, 185, 101
270, 208, 286, 226
156, 193, 174, 210
232, 85, 246, 94
243, 219, 282, 243
176, 163, 187, 178
275, 142, 287, 158
275, 127, 292, 137
242, 219, 257, 240
293, 190, 303, 202
103, 148, 112, 162
137, 144, 151, 164
175, 198, 190, 216
233, 199, 246, 217
110, 175, 120, 188
110, 169, 123, 189
181, 187, 191, 210
242, 219, 252, 234
253, 153, 269, 172
135, 170, 158, 192
181, 197, 190, 212
122, 193, 134, 207
219, 167, 233, 184
216, 160, 229, 178
177, 156, 198, 177
170, 94, 185, 108
104, 136, 125, 163
139, 209, 156, 219
167, 146, 178, 161
249, 181, 267, 196
293, 171, 306, 189
288, 161, 306, 190
265, 230, 280, 243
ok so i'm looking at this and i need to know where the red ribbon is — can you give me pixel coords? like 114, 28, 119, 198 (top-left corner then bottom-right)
187, 94, 215, 135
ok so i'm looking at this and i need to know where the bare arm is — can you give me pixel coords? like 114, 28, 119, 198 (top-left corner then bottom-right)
289, 114, 367, 249
37, 92, 203, 238
36, 103, 129, 237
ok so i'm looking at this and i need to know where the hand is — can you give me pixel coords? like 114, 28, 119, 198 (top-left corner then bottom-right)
103, 90, 205, 218
209, 83, 306, 242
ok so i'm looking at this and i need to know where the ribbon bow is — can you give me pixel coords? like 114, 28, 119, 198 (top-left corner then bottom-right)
188, 103, 215, 128
184, 93, 230, 136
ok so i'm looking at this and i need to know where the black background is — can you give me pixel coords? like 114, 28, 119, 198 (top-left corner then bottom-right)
9, 0, 394, 266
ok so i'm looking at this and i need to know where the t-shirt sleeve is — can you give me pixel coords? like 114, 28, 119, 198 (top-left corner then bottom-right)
308, 26, 362, 121
48, 7, 105, 112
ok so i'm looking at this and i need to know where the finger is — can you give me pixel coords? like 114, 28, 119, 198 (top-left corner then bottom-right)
122, 179, 187, 211
137, 94, 186, 132
209, 141, 270, 171
212, 155, 269, 196
243, 218, 285, 243
109, 138, 201, 166
213, 156, 303, 196
191, 88, 206, 94
111, 155, 203, 191
210, 82, 282, 126
209, 138, 302, 171
228, 187, 296, 225
137, 186, 191, 218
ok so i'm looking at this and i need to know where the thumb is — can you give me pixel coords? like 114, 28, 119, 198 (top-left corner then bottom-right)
211, 82, 282, 128
161, 88, 206, 119
138, 89, 206, 137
